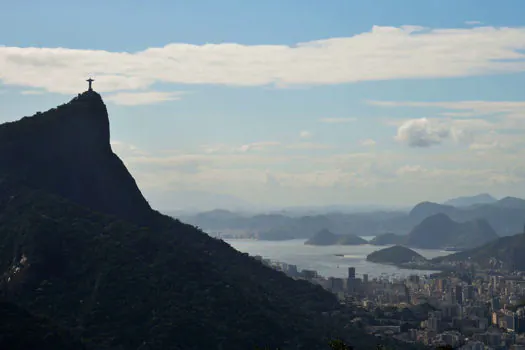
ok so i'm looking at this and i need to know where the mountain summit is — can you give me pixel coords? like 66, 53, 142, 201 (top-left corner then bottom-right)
0, 91, 152, 225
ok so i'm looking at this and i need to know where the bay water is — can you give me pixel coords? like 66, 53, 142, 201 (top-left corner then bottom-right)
225, 237, 453, 280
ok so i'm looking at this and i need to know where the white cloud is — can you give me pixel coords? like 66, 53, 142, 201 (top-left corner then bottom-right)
395, 117, 494, 148
319, 118, 357, 123
465, 21, 483, 25
2, 25, 525, 95
105, 91, 186, 106
396, 118, 451, 147
360, 139, 376, 147
300, 130, 312, 139
373, 99, 525, 148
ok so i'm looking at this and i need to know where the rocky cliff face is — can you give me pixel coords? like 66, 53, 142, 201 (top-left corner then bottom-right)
0, 91, 152, 225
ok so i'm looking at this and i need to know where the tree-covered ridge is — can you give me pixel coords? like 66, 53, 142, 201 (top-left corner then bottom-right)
0, 181, 406, 349
0, 301, 85, 350
0, 92, 420, 349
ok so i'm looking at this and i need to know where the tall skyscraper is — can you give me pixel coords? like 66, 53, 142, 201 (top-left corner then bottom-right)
456, 285, 463, 305
348, 267, 356, 279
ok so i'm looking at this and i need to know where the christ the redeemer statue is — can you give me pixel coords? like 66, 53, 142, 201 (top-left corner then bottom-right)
86, 78, 94, 91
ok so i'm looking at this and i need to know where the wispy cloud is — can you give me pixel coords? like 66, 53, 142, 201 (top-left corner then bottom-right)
360, 139, 376, 147
20, 90, 45, 95
319, 117, 357, 124
105, 91, 186, 106
299, 130, 312, 139
368, 100, 525, 115
238, 141, 281, 152
2, 25, 525, 94
440, 111, 478, 117
286, 142, 332, 150
465, 20, 483, 25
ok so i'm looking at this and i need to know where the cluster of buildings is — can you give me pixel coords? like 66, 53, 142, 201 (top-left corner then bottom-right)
252, 253, 525, 349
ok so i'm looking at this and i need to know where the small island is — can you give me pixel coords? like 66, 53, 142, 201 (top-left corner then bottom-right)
366, 245, 426, 265
305, 229, 368, 246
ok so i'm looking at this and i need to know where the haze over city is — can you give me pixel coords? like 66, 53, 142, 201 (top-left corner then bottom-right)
2, 0, 525, 212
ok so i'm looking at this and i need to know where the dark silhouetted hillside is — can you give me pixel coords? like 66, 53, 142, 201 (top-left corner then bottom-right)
0, 91, 152, 226
0, 301, 85, 350
406, 214, 498, 249
0, 92, 413, 350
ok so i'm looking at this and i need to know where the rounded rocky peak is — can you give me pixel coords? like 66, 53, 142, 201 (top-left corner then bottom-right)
70, 90, 104, 105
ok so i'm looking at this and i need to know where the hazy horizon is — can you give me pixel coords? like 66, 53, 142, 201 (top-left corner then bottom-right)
2, 1, 525, 210
159, 192, 502, 215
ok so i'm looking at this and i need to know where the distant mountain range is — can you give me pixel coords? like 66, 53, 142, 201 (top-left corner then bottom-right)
176, 193, 525, 240
367, 214, 498, 250
442, 193, 497, 207
305, 229, 367, 246
409, 197, 525, 236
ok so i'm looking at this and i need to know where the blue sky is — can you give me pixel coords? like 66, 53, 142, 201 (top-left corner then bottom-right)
1, 0, 525, 211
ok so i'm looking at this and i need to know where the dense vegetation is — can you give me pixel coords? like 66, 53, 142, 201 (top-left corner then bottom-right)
0, 301, 85, 350
0, 92, 418, 349
0, 182, 361, 349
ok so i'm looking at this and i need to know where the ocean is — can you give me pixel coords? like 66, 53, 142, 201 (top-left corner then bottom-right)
225, 237, 453, 280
